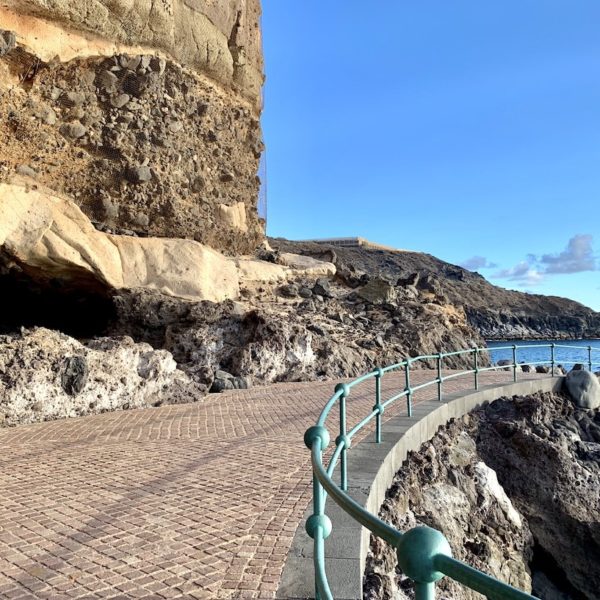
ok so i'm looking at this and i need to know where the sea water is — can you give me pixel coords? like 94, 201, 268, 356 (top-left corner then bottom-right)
486, 339, 600, 370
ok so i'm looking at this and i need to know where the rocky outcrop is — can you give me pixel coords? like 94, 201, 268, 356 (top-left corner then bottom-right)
478, 392, 600, 598
0, 1, 264, 254
0, 327, 204, 427
271, 239, 600, 340
107, 274, 486, 392
365, 391, 600, 599
364, 422, 534, 600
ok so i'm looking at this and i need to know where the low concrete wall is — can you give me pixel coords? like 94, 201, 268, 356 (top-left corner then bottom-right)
278, 376, 564, 600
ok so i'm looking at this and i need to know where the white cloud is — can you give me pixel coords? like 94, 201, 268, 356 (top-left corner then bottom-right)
492, 234, 597, 287
539, 234, 597, 274
460, 256, 498, 271
493, 261, 544, 286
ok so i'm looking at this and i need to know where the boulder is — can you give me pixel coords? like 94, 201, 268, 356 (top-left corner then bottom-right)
278, 253, 336, 277
357, 277, 397, 305
279, 283, 299, 298
313, 277, 333, 298
564, 370, 600, 409
0, 181, 239, 302
497, 359, 520, 372
0, 327, 203, 426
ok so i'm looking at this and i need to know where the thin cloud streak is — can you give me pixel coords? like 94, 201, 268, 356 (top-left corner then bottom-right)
460, 256, 498, 271
491, 234, 598, 287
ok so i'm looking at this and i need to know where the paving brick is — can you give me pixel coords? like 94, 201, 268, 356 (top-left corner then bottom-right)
0, 370, 543, 598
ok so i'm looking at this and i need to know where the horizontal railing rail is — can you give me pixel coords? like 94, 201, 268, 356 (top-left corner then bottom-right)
304, 343, 599, 599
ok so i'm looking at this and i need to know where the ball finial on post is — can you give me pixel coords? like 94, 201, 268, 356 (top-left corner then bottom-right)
304, 425, 330, 451
396, 526, 452, 584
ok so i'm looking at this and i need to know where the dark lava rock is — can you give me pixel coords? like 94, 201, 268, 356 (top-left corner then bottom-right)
111, 93, 131, 108
127, 165, 152, 183
210, 369, 247, 393
477, 392, 600, 598
313, 278, 332, 298
60, 356, 88, 396
279, 284, 299, 298
210, 378, 234, 393
98, 70, 119, 90
365, 391, 600, 600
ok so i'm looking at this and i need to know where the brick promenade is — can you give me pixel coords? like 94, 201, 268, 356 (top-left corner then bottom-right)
0, 370, 543, 599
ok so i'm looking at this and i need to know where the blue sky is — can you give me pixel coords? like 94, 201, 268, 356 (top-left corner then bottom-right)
260, 1, 600, 310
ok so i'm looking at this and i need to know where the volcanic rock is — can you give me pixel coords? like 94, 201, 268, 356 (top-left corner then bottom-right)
365, 391, 600, 599
0, 327, 203, 427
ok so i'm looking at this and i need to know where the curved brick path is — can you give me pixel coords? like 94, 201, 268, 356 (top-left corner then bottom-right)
0, 370, 543, 599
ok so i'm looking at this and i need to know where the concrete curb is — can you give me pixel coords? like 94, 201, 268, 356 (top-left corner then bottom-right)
277, 376, 564, 600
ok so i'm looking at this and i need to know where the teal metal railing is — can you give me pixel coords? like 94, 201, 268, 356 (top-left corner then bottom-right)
304, 343, 599, 600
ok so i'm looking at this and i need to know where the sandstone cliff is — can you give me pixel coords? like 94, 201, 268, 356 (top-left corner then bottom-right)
0, 0, 264, 253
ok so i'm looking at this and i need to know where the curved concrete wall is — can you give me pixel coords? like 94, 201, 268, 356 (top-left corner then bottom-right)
278, 376, 564, 600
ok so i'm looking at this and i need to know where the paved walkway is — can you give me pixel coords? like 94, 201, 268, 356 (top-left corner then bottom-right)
0, 370, 544, 599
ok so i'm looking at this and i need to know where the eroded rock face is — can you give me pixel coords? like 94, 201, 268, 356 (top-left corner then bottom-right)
365, 392, 600, 599
0, 0, 265, 256
0, 182, 240, 302
1, 1, 263, 105
365, 424, 534, 600
477, 393, 600, 598
0, 46, 264, 252
108, 276, 487, 391
0, 327, 204, 426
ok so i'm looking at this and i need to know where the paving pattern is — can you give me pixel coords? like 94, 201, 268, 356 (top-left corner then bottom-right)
0, 369, 544, 599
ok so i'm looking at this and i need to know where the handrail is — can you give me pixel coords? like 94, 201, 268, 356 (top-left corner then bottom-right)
304, 343, 599, 599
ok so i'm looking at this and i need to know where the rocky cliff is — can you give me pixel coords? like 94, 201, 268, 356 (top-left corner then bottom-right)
271, 239, 600, 340
0, 0, 264, 252
364, 389, 600, 599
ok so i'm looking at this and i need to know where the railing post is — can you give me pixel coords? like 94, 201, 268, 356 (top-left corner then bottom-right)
473, 348, 479, 390
551, 343, 555, 377
588, 345, 593, 372
437, 353, 443, 402
335, 383, 350, 492
405, 361, 413, 417
415, 582, 435, 600
512, 344, 517, 382
303, 426, 332, 600
374, 368, 384, 443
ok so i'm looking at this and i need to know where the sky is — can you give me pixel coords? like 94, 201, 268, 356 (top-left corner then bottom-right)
260, 1, 600, 311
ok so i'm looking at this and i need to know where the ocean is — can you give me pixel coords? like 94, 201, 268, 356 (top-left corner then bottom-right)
486, 339, 600, 371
